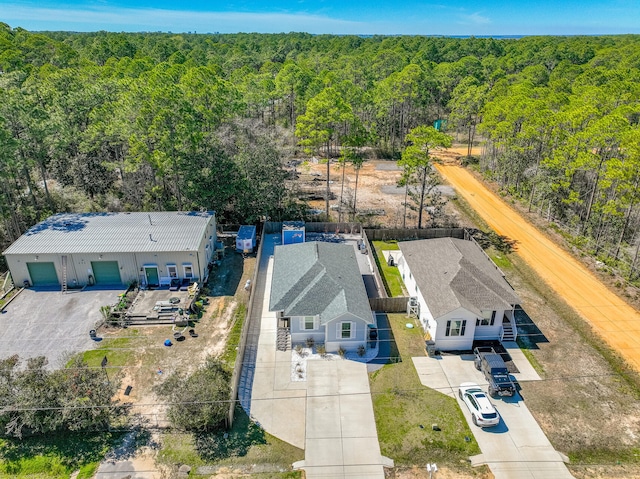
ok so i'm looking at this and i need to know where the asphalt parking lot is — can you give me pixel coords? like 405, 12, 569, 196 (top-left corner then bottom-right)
0, 287, 122, 368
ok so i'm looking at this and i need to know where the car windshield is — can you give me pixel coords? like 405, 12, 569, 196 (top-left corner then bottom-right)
494, 375, 511, 384
482, 412, 498, 419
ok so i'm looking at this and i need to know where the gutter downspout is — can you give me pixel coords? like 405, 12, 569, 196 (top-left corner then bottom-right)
196, 251, 202, 282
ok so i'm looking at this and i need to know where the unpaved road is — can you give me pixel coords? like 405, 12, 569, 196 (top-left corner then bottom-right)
436, 163, 640, 373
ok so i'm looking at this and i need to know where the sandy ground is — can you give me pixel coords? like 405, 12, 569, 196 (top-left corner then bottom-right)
94, 248, 254, 478
436, 163, 640, 374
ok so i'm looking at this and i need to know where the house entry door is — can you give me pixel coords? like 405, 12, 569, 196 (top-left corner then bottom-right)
144, 266, 159, 287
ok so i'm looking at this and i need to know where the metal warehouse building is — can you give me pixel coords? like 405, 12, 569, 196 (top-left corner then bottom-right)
2, 211, 216, 289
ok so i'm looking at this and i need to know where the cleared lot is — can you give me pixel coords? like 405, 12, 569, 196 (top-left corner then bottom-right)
0, 287, 122, 367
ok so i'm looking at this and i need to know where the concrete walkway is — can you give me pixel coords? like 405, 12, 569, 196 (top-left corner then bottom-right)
240, 234, 392, 478
413, 354, 574, 479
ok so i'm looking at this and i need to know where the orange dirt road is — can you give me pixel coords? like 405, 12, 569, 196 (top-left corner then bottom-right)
436, 163, 640, 373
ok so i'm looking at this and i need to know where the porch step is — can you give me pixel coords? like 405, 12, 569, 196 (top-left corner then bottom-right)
277, 327, 291, 352
502, 324, 516, 341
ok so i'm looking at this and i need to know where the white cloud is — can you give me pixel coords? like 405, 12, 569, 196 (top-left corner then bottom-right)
460, 12, 491, 25
2, 4, 366, 33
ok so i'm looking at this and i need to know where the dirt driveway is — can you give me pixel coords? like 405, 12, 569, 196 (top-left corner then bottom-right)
436, 163, 640, 374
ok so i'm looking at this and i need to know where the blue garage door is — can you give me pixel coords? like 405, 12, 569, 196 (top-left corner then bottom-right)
26, 262, 59, 286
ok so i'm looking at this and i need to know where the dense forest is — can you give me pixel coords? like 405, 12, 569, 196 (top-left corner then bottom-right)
1, 24, 640, 274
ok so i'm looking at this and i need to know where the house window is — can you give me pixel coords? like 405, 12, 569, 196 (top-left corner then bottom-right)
183, 264, 193, 278
302, 316, 315, 330
339, 322, 354, 339
445, 319, 467, 337
167, 264, 178, 278
478, 310, 496, 326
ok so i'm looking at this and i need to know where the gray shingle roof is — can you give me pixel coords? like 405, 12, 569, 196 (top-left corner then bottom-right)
399, 238, 520, 318
2, 211, 214, 255
270, 242, 373, 324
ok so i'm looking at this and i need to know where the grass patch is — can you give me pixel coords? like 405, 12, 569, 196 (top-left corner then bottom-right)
0, 432, 122, 479
487, 250, 512, 270
158, 407, 303, 478
515, 337, 545, 375
77, 331, 139, 368
370, 314, 480, 472
370, 241, 406, 297
221, 303, 246, 369
568, 446, 640, 466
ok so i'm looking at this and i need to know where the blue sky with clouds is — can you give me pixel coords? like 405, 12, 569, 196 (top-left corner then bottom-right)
2, 0, 639, 35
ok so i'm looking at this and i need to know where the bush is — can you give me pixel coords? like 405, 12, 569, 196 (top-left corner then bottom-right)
337, 346, 346, 358
0, 355, 127, 439
154, 357, 231, 432
305, 337, 315, 348
316, 343, 326, 358
357, 344, 366, 357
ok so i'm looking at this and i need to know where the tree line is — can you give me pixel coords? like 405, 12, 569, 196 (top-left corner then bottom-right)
1, 24, 639, 272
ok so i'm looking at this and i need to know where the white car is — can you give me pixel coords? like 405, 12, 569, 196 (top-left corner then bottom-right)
458, 382, 500, 427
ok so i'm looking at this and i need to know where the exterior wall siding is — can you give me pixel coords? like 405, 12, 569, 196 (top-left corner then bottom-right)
325, 313, 370, 353
473, 309, 506, 340
290, 315, 325, 347
434, 307, 477, 350
398, 255, 436, 335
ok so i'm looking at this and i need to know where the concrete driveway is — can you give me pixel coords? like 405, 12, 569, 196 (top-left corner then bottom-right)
413, 353, 574, 479
241, 234, 392, 478
0, 287, 122, 368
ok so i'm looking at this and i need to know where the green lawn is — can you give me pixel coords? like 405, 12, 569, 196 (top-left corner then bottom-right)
369, 314, 481, 473
78, 330, 139, 368
158, 407, 303, 478
0, 432, 123, 479
370, 241, 407, 297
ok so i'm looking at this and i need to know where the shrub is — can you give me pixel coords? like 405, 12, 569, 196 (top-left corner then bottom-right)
305, 337, 315, 348
357, 344, 366, 357
154, 357, 231, 432
316, 343, 326, 358
338, 346, 346, 358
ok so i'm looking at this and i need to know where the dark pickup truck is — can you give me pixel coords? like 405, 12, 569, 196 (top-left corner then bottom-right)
473, 346, 517, 398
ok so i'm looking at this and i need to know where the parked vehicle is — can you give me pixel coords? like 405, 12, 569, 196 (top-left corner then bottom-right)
474, 346, 517, 397
458, 382, 500, 427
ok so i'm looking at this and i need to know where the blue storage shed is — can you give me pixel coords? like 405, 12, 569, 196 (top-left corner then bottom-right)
282, 221, 305, 245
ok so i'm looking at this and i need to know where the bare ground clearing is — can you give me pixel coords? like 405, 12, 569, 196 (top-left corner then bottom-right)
95, 246, 254, 474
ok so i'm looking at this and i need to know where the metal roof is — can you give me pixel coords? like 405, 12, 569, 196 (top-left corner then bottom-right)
270, 241, 373, 325
3, 211, 215, 255
399, 238, 520, 318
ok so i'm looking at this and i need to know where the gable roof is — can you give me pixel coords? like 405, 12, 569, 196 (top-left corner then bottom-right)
3, 211, 215, 255
270, 241, 372, 324
399, 238, 520, 318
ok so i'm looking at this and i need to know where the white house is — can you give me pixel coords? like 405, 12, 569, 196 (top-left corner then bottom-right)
269, 241, 375, 353
396, 237, 520, 351
2, 211, 216, 289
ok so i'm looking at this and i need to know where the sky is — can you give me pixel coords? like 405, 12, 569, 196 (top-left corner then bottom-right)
2, 0, 640, 36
